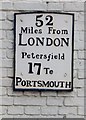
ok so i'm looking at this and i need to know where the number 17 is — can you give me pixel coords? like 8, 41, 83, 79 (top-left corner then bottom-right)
28, 62, 41, 75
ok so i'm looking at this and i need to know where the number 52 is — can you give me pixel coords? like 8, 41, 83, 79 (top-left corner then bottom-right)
35, 14, 53, 27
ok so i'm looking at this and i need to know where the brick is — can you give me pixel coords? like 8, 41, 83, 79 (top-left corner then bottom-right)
2, 49, 6, 59
64, 2, 84, 12
24, 91, 40, 96
74, 12, 84, 22
2, 114, 15, 118
7, 11, 14, 21
59, 106, 77, 115
58, 89, 77, 97
8, 106, 24, 115
41, 106, 57, 115
0, 30, 6, 39
85, 33, 86, 43
14, 97, 46, 105
24, 0, 43, 1
66, 114, 82, 118
14, 97, 26, 105
0, 20, 13, 30
7, 41, 14, 49
41, 91, 57, 97
43, 0, 60, 2
1, 87, 7, 96
78, 51, 84, 59
2, 59, 13, 68
78, 107, 84, 115
0, 58, 2, 68
75, 21, 84, 31
85, 79, 86, 85
79, 31, 84, 41
85, 61, 86, 70
13, 2, 47, 10
77, 88, 84, 97
7, 68, 13, 77
73, 69, 78, 78
85, 71, 86, 79
47, 2, 63, 10
2, 106, 7, 115
74, 60, 78, 70
74, 60, 84, 70
74, 31, 80, 42
78, 60, 84, 70
2, 78, 12, 87
0, 106, 2, 116
78, 70, 84, 79
0, 87, 1, 96
74, 41, 84, 50
78, 12, 84, 21
2, 68, 8, 77
25, 106, 40, 115
2, 96, 13, 105
6, 31, 14, 40
2, 40, 13, 49
2, 41, 7, 49
0, 11, 6, 20
85, 51, 86, 58
0, 66, 2, 75
60, 0, 85, 1
0, 52, 2, 61
74, 12, 79, 21
47, 97, 63, 106
6, 49, 14, 59
74, 51, 78, 60
0, 106, 7, 115
7, 87, 23, 96
0, 2, 13, 10
0, 79, 2, 87
74, 78, 84, 88
0, 21, 2, 30
85, 106, 86, 115
64, 97, 84, 106
0, 96, 2, 105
